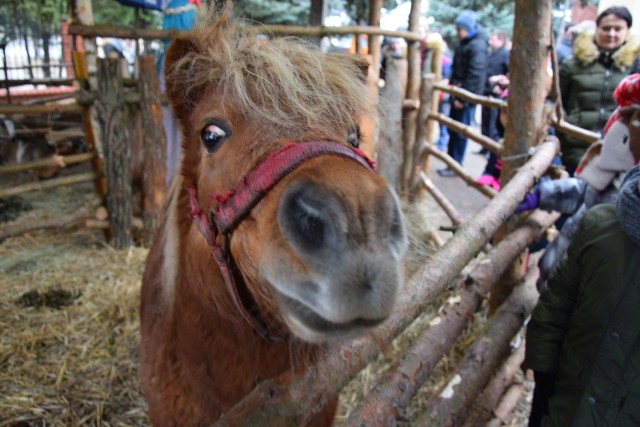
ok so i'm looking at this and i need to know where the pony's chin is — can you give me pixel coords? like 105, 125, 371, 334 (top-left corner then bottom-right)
275, 292, 387, 343
284, 314, 380, 343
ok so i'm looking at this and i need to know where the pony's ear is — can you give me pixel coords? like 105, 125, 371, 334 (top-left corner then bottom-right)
329, 53, 370, 83
351, 56, 371, 83
164, 36, 200, 122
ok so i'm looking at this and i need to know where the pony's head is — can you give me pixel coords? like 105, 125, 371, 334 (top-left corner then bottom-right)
163, 4, 407, 342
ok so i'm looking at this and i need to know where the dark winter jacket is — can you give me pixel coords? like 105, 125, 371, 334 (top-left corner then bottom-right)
630, 56, 640, 75
523, 165, 640, 427
450, 27, 488, 101
558, 31, 640, 172
484, 46, 509, 96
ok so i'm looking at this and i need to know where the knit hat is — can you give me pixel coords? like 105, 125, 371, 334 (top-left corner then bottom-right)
454, 10, 477, 32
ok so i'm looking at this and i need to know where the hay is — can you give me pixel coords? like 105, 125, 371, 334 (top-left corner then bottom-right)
0, 228, 149, 426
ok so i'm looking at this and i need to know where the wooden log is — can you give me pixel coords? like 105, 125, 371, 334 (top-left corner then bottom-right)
138, 55, 167, 246
212, 140, 559, 427
68, 23, 424, 42
490, 383, 525, 425
0, 171, 100, 199
423, 144, 498, 199
490, 0, 553, 314
459, 339, 526, 427
86, 216, 143, 230
0, 152, 94, 176
0, 103, 83, 115
418, 171, 463, 226
433, 82, 506, 109
367, 0, 383, 84
377, 55, 404, 190
14, 128, 84, 138
0, 201, 99, 241
339, 210, 558, 427
550, 115, 599, 144
415, 267, 540, 427
399, 0, 423, 194
428, 112, 503, 155
94, 58, 132, 249
407, 74, 435, 197
0, 78, 74, 88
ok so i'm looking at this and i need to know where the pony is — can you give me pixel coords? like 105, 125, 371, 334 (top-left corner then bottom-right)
140, 5, 407, 426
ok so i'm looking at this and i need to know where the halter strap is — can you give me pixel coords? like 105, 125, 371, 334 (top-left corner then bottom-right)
187, 140, 376, 341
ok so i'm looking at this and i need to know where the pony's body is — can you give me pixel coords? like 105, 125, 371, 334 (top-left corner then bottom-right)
140, 6, 407, 426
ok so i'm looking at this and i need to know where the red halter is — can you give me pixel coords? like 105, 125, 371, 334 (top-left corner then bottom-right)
187, 141, 376, 341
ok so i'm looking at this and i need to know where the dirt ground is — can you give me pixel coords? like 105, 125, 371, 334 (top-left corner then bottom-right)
0, 142, 533, 426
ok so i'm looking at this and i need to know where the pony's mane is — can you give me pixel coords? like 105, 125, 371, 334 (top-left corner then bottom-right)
168, 3, 376, 137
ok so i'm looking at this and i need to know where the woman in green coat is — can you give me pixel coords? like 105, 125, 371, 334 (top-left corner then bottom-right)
559, 6, 639, 174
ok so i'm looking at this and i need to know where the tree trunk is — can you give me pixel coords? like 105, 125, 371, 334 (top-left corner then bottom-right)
138, 55, 167, 246
95, 58, 132, 249
309, 0, 326, 47
42, 32, 52, 78
489, 0, 553, 313
377, 55, 405, 190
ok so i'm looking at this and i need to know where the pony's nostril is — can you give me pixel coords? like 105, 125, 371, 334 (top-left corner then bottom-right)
289, 196, 326, 246
278, 182, 336, 253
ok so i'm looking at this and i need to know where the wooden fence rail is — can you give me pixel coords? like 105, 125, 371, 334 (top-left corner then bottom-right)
0, 152, 95, 176
68, 23, 422, 42
0, 171, 101, 199
431, 83, 601, 144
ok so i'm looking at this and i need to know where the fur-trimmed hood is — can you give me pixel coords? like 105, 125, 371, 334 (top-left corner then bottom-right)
573, 31, 640, 70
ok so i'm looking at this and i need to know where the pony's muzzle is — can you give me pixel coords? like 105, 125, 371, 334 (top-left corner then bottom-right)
274, 179, 407, 341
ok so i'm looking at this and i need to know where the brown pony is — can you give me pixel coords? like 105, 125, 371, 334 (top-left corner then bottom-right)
140, 5, 407, 426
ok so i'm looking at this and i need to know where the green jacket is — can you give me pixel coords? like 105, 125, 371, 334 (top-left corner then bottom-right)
559, 32, 640, 172
524, 202, 640, 426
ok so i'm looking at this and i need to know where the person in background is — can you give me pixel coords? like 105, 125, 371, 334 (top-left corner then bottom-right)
555, 22, 576, 65
558, 6, 640, 175
477, 30, 510, 156
435, 45, 453, 152
437, 10, 488, 177
630, 55, 640, 74
523, 123, 640, 426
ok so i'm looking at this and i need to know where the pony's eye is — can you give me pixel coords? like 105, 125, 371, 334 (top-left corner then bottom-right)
347, 126, 360, 148
200, 123, 229, 154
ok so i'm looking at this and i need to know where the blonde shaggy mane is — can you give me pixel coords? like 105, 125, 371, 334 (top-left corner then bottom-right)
167, 2, 375, 137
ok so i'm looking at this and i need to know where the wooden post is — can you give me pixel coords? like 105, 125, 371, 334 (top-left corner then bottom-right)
368, 0, 383, 83
138, 55, 167, 246
377, 54, 405, 190
95, 58, 132, 249
408, 73, 435, 197
399, 0, 423, 195
489, 0, 553, 313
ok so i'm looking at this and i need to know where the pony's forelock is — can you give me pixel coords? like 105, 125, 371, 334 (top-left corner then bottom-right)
167, 2, 376, 138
